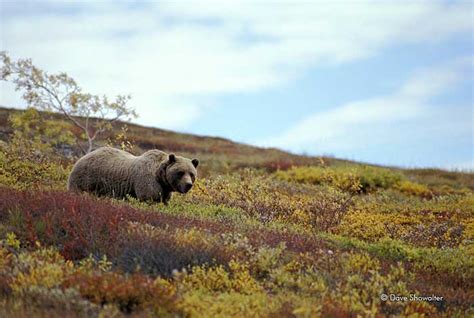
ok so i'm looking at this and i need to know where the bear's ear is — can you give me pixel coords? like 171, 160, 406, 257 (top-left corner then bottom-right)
168, 153, 176, 163
192, 158, 199, 168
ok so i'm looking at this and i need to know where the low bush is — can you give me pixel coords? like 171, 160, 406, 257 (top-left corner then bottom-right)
324, 234, 474, 286
178, 290, 276, 318
275, 165, 405, 193
62, 272, 178, 313
116, 225, 232, 277
188, 170, 352, 231
0, 121, 472, 317
0, 146, 70, 190
395, 180, 433, 198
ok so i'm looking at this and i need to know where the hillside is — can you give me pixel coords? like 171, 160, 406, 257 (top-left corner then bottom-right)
1, 106, 472, 188
0, 106, 473, 317
0, 106, 336, 175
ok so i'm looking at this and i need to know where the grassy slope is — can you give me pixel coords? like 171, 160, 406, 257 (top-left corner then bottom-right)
1, 106, 472, 187
0, 106, 473, 317
0, 106, 332, 173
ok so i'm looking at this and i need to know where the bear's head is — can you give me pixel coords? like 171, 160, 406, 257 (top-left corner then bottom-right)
164, 153, 199, 193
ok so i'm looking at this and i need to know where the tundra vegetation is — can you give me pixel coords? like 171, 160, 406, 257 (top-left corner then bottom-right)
0, 105, 472, 317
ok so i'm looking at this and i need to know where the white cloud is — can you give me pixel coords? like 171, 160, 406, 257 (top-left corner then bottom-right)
0, 1, 472, 129
259, 56, 473, 153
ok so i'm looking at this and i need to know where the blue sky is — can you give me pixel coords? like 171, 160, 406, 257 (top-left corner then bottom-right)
0, 1, 472, 169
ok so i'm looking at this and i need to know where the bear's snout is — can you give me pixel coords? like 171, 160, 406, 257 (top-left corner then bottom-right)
183, 182, 193, 193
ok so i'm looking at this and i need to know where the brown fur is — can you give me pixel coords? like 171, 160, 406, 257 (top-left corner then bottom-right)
67, 147, 199, 204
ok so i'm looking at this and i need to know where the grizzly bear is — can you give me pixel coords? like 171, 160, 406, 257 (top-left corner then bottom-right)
67, 147, 199, 204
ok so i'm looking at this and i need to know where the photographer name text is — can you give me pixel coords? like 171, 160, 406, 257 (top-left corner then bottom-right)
380, 293, 443, 302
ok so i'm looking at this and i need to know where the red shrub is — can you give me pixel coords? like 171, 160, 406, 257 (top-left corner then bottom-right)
409, 271, 473, 313
62, 272, 178, 313
0, 187, 329, 261
0, 187, 131, 259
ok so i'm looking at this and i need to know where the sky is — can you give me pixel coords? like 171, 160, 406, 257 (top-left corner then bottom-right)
0, 0, 473, 170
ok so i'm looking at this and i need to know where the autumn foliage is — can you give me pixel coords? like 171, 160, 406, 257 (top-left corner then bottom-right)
0, 106, 473, 317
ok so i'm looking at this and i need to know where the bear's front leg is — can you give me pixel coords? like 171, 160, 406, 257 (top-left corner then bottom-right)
162, 191, 172, 205
136, 192, 161, 203
134, 180, 163, 203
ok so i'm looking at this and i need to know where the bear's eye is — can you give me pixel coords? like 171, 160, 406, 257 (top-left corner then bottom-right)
177, 171, 185, 178
190, 173, 195, 181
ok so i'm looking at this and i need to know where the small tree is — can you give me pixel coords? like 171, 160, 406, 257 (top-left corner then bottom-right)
1, 51, 137, 153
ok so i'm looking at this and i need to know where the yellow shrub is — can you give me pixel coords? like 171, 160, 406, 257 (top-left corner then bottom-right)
395, 181, 433, 198
463, 218, 474, 236
11, 247, 74, 293
402, 302, 438, 317
334, 254, 410, 316
181, 265, 232, 292
291, 296, 323, 317
276, 165, 405, 193
269, 266, 326, 296
174, 228, 214, 248
275, 166, 361, 193
342, 252, 381, 274
12, 263, 66, 292
0, 146, 70, 190
336, 212, 389, 241
180, 290, 276, 318
180, 261, 262, 294
228, 261, 262, 294
5, 232, 21, 250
